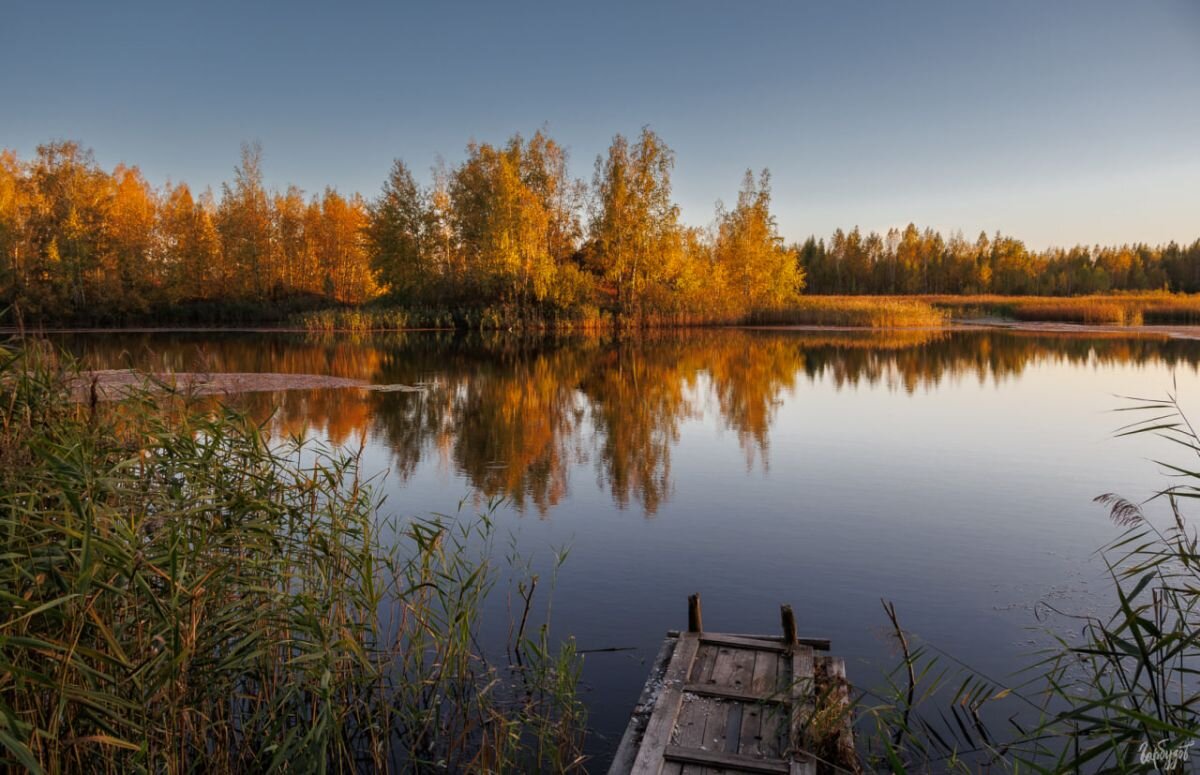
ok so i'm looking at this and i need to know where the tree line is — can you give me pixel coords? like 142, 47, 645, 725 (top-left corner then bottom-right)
0, 130, 798, 325
1, 130, 1197, 325
799, 225, 1200, 296
0, 141, 379, 323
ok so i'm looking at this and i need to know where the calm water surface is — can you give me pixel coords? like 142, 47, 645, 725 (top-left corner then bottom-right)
60, 327, 1200, 766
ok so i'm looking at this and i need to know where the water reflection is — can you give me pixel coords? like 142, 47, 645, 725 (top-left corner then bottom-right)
65, 328, 1200, 515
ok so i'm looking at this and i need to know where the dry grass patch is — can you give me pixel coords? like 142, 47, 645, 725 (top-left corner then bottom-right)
750, 297, 948, 328
925, 292, 1200, 326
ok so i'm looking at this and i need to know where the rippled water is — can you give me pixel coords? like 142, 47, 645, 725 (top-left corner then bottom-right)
59, 326, 1200, 766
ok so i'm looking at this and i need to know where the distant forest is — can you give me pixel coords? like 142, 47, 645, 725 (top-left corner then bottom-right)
1, 131, 1198, 325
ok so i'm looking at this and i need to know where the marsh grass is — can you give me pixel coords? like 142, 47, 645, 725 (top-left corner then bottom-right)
926, 292, 1200, 327
292, 298, 953, 332
1011, 300, 1138, 325
0, 337, 586, 773
859, 388, 1200, 773
291, 304, 609, 333
748, 298, 948, 328
287, 293, 1200, 333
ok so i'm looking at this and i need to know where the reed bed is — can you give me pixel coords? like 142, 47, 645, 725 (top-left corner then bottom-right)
293, 298, 955, 332
925, 292, 1200, 326
0, 338, 585, 773
1009, 300, 1138, 325
291, 304, 610, 333
748, 297, 949, 328
1138, 295, 1200, 324
163, 293, 1200, 334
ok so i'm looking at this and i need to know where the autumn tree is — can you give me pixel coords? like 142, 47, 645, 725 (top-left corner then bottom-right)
451, 139, 536, 301
713, 169, 802, 313
450, 131, 586, 307
216, 143, 272, 299
159, 182, 219, 302
273, 185, 312, 296
25, 141, 111, 312
0, 151, 21, 302
312, 189, 377, 304
589, 128, 680, 318
368, 159, 430, 301
103, 164, 157, 312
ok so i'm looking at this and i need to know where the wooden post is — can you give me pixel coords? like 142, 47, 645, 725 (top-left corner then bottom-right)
781, 604, 797, 650
687, 593, 703, 633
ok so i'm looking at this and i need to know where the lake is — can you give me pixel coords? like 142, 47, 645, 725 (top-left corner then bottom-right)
58, 326, 1200, 767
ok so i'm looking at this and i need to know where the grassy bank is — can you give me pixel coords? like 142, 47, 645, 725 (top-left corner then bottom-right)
0, 338, 585, 773
290, 293, 1200, 333
291, 298, 951, 332
19, 292, 1200, 334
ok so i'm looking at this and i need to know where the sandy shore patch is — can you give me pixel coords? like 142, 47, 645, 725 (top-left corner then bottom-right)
72, 371, 424, 401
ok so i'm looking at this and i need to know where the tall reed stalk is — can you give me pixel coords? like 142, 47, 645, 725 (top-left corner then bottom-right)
0, 337, 585, 773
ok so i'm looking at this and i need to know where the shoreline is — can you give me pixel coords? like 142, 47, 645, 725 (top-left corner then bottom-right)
8, 319, 1200, 340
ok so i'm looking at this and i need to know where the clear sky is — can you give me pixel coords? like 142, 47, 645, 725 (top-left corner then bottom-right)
2, 0, 1197, 248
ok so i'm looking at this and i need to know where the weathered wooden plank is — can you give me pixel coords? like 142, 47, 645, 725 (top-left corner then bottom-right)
738, 699, 765, 759
751, 648, 782, 696
759, 702, 789, 761
662, 745, 790, 774
710, 645, 737, 682
682, 683, 786, 705
700, 695, 730, 761
730, 648, 756, 691
630, 632, 702, 775
681, 643, 734, 772
736, 652, 773, 760
755, 651, 786, 759
679, 695, 731, 775
699, 632, 833, 653
690, 643, 719, 684
611, 635, 678, 775
729, 649, 763, 757
674, 695, 710, 748
789, 645, 815, 763
667, 631, 832, 651
674, 693, 714, 775
724, 702, 744, 753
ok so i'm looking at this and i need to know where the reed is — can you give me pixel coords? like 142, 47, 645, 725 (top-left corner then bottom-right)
861, 389, 1200, 772
0, 337, 585, 773
926, 291, 1200, 326
291, 298, 955, 332
290, 304, 612, 333
1138, 295, 1200, 324
1009, 299, 1137, 325
288, 293, 1200, 333
748, 297, 949, 328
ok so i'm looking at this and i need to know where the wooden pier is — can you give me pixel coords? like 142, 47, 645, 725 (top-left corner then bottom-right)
609, 596, 858, 775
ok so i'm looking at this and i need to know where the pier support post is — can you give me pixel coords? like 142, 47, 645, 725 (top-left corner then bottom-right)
781, 604, 797, 650
687, 593, 703, 633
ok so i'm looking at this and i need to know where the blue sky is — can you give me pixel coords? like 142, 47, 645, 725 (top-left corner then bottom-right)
2, 0, 1198, 248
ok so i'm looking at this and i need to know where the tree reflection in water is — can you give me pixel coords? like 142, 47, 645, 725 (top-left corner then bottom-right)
65, 328, 1200, 516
